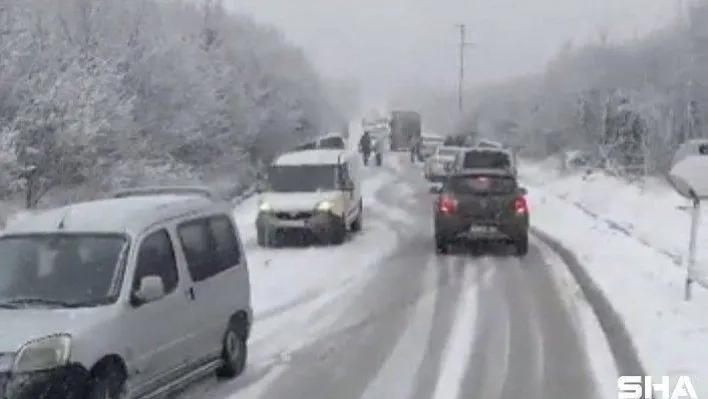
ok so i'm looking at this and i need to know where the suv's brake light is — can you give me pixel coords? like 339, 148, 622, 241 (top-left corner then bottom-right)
514, 196, 528, 214
439, 195, 457, 213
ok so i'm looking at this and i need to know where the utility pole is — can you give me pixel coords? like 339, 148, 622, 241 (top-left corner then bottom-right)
456, 24, 474, 114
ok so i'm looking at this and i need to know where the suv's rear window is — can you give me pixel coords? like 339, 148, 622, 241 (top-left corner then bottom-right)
447, 175, 516, 194
463, 151, 510, 169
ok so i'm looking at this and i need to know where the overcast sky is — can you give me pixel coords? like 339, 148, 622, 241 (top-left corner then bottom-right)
226, 0, 677, 102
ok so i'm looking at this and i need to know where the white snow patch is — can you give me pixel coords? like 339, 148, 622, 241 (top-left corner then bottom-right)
524, 162, 708, 397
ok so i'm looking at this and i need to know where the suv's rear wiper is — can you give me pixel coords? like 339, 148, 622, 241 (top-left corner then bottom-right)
0, 297, 97, 309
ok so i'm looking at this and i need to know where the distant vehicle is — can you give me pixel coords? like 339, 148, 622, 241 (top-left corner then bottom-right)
443, 134, 474, 147
0, 189, 252, 398
431, 169, 529, 256
420, 134, 446, 159
475, 139, 504, 148
293, 133, 347, 151
256, 148, 363, 246
452, 147, 517, 177
389, 110, 421, 151
424, 146, 464, 182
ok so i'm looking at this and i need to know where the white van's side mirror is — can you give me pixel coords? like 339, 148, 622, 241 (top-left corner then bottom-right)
131, 276, 165, 306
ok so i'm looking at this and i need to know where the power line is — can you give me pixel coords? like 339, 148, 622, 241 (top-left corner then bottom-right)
456, 24, 475, 114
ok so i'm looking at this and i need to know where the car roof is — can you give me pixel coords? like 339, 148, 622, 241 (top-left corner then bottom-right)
2, 195, 225, 236
475, 139, 504, 148
274, 149, 348, 166
462, 147, 511, 155
111, 185, 214, 199
451, 168, 516, 178
438, 146, 463, 152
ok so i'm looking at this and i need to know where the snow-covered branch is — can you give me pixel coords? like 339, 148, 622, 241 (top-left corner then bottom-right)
0, 0, 339, 207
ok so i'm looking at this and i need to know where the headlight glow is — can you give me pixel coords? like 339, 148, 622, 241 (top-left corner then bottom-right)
315, 201, 334, 211
13, 334, 71, 372
258, 202, 272, 212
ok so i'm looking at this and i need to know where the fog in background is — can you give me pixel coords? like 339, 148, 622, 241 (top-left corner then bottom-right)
226, 0, 676, 103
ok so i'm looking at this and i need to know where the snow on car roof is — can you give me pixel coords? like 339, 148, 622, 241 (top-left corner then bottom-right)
3, 195, 215, 235
274, 149, 348, 166
438, 146, 463, 152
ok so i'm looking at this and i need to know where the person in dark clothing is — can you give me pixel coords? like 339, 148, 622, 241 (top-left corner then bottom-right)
410, 136, 421, 162
359, 131, 372, 165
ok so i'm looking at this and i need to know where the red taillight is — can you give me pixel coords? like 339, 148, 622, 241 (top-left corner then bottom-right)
514, 196, 528, 214
439, 195, 458, 213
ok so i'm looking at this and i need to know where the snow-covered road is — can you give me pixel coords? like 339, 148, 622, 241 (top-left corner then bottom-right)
175, 153, 607, 399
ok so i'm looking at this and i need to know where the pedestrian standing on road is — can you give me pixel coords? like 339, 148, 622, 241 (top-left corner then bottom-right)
410, 136, 421, 163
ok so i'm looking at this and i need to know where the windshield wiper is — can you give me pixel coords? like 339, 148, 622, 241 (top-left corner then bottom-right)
0, 297, 98, 309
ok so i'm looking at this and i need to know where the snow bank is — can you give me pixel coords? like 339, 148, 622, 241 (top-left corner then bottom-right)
524, 160, 708, 396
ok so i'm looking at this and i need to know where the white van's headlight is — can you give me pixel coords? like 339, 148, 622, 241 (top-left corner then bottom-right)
258, 202, 272, 212
315, 201, 334, 211
14, 334, 71, 372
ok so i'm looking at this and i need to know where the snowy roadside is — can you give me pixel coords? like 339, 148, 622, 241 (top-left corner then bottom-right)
522, 161, 708, 396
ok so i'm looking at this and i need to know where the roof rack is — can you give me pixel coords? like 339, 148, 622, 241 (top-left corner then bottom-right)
110, 186, 215, 200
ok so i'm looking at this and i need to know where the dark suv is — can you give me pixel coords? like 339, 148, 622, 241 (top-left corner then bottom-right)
431, 169, 529, 256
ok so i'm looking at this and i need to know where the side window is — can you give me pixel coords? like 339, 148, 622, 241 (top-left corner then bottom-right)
208, 216, 241, 270
134, 229, 179, 294
177, 219, 216, 282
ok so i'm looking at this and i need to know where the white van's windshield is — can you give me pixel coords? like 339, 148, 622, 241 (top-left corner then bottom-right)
0, 234, 128, 308
268, 165, 337, 192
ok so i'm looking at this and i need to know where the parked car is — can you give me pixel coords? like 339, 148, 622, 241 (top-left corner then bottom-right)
0, 187, 252, 398
256, 148, 363, 246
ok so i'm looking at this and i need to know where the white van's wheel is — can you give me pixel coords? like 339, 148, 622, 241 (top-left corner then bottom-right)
216, 322, 247, 379
329, 217, 347, 245
350, 200, 363, 232
86, 366, 125, 399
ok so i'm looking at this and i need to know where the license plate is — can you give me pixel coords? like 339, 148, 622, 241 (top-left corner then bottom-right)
469, 225, 495, 233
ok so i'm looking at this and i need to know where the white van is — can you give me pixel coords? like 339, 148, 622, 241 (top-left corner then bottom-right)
256, 149, 363, 246
0, 186, 252, 398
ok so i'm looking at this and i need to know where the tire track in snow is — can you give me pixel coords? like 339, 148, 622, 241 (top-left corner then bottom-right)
249, 236, 436, 399
408, 254, 492, 399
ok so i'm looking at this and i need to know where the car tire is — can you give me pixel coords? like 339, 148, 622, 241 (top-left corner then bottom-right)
216, 319, 248, 379
435, 234, 449, 254
350, 201, 363, 232
86, 365, 125, 399
514, 234, 529, 256
329, 217, 347, 245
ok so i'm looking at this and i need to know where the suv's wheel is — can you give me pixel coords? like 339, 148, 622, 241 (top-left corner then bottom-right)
435, 234, 449, 254
329, 217, 347, 245
86, 365, 125, 399
350, 200, 363, 232
514, 234, 529, 257
216, 320, 247, 379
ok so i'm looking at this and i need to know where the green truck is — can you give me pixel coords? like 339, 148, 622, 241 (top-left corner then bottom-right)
389, 110, 422, 151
